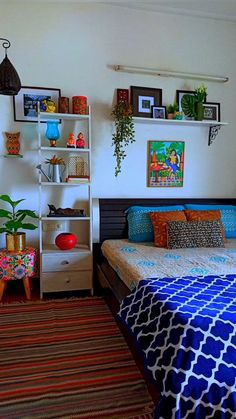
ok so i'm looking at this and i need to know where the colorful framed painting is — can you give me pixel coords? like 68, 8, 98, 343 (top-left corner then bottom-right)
147, 140, 185, 187
13, 86, 61, 122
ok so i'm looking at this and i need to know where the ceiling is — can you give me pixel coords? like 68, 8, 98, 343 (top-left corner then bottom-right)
2, 0, 236, 23
105, 0, 236, 22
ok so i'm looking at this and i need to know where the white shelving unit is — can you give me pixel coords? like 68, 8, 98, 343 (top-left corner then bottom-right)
37, 108, 93, 298
133, 117, 228, 146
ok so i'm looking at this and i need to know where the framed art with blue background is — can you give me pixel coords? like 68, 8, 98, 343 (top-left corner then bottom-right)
131, 86, 162, 117
13, 86, 61, 122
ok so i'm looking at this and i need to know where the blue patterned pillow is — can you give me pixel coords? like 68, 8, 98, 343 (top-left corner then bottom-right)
126, 205, 185, 242
184, 204, 236, 238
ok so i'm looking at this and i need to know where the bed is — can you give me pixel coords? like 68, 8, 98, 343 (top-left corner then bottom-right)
94, 198, 236, 419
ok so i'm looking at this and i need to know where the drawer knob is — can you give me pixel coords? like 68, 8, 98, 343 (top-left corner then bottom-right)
61, 260, 69, 265
66, 279, 71, 284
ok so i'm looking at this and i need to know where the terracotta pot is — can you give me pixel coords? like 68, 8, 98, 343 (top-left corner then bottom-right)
167, 113, 174, 119
6, 233, 26, 252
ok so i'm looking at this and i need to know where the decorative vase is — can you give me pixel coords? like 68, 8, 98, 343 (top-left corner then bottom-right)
195, 102, 204, 121
72, 96, 87, 114
55, 233, 77, 250
45, 120, 60, 147
6, 232, 26, 252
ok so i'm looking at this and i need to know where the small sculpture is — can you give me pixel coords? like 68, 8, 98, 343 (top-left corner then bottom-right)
47, 204, 85, 217
41, 99, 56, 113
76, 132, 85, 148
67, 133, 76, 148
5, 132, 22, 156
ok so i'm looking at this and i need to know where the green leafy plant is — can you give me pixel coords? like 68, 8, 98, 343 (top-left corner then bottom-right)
0, 194, 38, 235
167, 102, 179, 114
181, 84, 208, 118
111, 102, 135, 176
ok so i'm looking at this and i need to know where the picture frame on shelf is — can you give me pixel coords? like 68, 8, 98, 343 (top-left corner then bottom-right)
176, 89, 195, 119
131, 86, 162, 117
152, 106, 166, 119
13, 86, 61, 122
203, 102, 221, 122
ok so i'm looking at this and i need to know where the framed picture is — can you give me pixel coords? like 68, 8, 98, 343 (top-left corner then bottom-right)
13, 86, 61, 122
131, 86, 162, 118
147, 140, 185, 187
203, 102, 221, 122
176, 89, 195, 119
152, 106, 166, 119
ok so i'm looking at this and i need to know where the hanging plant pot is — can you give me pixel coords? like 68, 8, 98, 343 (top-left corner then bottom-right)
6, 232, 26, 252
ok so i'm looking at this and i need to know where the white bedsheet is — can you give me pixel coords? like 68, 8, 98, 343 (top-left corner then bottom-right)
101, 238, 236, 290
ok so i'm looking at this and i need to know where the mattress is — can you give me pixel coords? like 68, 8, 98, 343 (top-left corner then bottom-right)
101, 238, 236, 290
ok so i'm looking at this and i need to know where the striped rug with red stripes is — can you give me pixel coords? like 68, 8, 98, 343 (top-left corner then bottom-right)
0, 297, 154, 418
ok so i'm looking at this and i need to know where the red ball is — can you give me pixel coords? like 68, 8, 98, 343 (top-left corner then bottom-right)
55, 233, 77, 250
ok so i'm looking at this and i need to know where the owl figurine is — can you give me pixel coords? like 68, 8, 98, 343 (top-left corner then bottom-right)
5, 132, 21, 156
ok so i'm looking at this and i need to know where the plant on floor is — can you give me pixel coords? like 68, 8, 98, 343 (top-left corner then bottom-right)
0, 194, 38, 251
111, 101, 135, 176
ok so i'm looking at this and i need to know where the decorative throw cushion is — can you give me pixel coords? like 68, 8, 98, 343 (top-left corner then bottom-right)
184, 209, 226, 241
126, 205, 185, 242
167, 220, 225, 249
184, 204, 236, 238
150, 211, 187, 248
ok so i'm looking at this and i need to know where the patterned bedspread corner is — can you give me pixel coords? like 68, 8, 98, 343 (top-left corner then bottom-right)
118, 274, 236, 419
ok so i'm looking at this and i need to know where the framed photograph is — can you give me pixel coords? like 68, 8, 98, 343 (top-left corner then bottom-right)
131, 86, 162, 117
13, 86, 61, 122
152, 106, 166, 119
176, 89, 195, 119
203, 102, 221, 122
147, 140, 185, 187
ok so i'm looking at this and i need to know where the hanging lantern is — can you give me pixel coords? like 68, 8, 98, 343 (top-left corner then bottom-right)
0, 38, 21, 95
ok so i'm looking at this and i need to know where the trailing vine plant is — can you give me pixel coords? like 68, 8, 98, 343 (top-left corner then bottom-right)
111, 101, 135, 176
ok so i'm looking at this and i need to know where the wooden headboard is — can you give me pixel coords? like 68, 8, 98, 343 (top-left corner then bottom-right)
98, 198, 236, 242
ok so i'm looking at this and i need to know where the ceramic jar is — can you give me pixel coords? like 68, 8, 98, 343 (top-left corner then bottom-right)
72, 96, 87, 114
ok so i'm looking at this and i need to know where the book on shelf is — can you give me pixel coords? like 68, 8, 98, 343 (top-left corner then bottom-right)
66, 176, 89, 184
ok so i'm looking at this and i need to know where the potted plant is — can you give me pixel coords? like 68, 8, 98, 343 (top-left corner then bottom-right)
166, 103, 179, 119
111, 101, 135, 176
0, 194, 38, 252
181, 84, 208, 120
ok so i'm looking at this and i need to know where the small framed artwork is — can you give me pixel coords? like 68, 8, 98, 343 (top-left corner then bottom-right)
131, 86, 162, 118
13, 86, 61, 122
152, 106, 166, 119
203, 102, 221, 122
176, 89, 195, 119
147, 140, 185, 187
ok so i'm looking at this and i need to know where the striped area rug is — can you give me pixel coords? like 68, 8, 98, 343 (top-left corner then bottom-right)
0, 297, 154, 418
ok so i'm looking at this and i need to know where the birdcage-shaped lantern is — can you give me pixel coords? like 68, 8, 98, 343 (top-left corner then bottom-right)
68, 155, 89, 178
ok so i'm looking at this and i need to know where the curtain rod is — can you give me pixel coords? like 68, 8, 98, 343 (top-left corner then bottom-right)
113, 65, 229, 83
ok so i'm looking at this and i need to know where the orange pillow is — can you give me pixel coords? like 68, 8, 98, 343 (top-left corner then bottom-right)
150, 211, 187, 248
184, 209, 226, 241
184, 209, 222, 222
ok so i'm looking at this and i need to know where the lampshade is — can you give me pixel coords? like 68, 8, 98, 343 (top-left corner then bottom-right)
0, 38, 21, 95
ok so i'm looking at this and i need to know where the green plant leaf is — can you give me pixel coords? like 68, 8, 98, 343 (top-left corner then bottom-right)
21, 223, 38, 230
0, 195, 25, 209
181, 94, 197, 117
0, 227, 7, 233
0, 209, 12, 219
16, 210, 38, 219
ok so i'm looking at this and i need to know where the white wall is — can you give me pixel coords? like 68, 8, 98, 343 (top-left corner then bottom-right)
0, 2, 236, 246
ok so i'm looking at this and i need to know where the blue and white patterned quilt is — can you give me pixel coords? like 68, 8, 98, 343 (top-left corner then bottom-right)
118, 274, 236, 419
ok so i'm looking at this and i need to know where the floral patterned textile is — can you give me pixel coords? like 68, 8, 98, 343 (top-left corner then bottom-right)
0, 247, 38, 281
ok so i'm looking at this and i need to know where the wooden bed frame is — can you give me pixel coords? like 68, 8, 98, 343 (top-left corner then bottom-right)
94, 197, 236, 302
